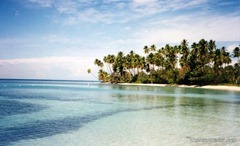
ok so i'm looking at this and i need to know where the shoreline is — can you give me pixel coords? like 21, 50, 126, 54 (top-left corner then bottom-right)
117, 83, 240, 92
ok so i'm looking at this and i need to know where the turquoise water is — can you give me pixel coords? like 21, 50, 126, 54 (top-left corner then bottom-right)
0, 79, 239, 146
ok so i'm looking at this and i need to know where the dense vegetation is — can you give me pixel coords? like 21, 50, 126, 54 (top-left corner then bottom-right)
91, 39, 240, 85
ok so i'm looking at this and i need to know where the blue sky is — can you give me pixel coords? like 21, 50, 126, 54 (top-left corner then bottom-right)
0, 0, 239, 80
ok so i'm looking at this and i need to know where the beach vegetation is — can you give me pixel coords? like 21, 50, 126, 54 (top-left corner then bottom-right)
94, 39, 240, 85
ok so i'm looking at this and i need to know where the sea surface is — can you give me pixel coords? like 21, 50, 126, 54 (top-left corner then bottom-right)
0, 79, 239, 146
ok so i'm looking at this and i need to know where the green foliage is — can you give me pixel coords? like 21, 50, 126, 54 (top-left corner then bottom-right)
120, 71, 132, 83
93, 39, 239, 85
98, 69, 109, 83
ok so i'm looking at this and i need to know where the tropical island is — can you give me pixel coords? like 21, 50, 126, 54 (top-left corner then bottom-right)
91, 39, 240, 86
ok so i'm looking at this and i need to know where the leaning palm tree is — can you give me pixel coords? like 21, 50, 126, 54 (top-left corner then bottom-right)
103, 55, 115, 74
94, 59, 104, 68
87, 68, 98, 79
94, 59, 104, 69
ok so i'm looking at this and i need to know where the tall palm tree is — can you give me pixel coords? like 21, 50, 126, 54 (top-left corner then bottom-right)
179, 39, 189, 67
114, 51, 125, 75
146, 52, 156, 84
125, 51, 135, 75
162, 44, 178, 70
103, 56, 111, 74
189, 42, 198, 69
198, 39, 209, 69
103, 54, 116, 74
221, 47, 231, 67
155, 49, 164, 70
213, 49, 223, 73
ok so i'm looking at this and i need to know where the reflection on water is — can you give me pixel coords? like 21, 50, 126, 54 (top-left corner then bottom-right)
0, 80, 239, 146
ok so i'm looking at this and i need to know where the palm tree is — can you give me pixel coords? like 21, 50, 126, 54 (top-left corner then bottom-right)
208, 40, 216, 52
146, 52, 156, 84
114, 51, 125, 75
87, 68, 98, 79
178, 39, 190, 79
188, 42, 198, 70
93, 39, 237, 85
150, 44, 156, 52
103, 56, 111, 73
143, 45, 150, 55
163, 44, 179, 70
233, 46, 240, 63
198, 39, 210, 69
213, 48, 223, 73
155, 49, 164, 70
125, 51, 133, 75
221, 47, 231, 67
94, 59, 104, 69
87, 68, 91, 74
109, 55, 115, 65
179, 39, 189, 67
208, 40, 216, 67
98, 69, 109, 83
234, 63, 240, 84
135, 54, 144, 74
103, 54, 115, 74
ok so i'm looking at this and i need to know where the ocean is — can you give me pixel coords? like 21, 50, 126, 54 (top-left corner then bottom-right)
0, 79, 239, 146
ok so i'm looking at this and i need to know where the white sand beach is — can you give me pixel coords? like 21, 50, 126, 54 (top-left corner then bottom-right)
117, 83, 240, 92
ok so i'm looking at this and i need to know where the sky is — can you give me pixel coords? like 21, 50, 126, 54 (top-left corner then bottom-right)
0, 0, 239, 80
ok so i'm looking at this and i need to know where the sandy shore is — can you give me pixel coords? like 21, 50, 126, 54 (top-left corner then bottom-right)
117, 83, 240, 92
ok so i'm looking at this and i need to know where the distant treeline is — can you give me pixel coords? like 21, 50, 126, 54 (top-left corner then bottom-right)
92, 39, 240, 85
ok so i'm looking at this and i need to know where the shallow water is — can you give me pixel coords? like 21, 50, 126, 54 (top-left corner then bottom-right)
0, 79, 239, 146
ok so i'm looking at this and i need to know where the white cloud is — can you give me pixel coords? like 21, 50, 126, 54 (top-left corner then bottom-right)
128, 14, 240, 44
133, 0, 157, 4
43, 35, 71, 43
29, 0, 55, 7
63, 8, 134, 24
131, 0, 208, 15
0, 57, 75, 65
101, 13, 240, 55
171, 0, 208, 10
0, 56, 98, 80
56, 1, 78, 14
27, 0, 210, 24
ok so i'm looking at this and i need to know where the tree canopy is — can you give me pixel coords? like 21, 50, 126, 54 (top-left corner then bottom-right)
93, 39, 240, 85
